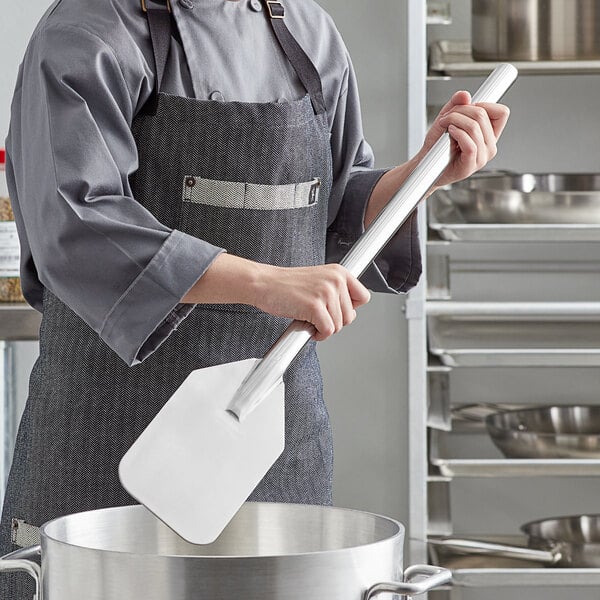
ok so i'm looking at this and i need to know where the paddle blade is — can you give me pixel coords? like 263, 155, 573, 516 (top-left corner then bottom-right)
119, 358, 285, 544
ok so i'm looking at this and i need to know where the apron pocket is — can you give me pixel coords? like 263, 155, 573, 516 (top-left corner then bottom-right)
182, 176, 321, 210
178, 176, 327, 314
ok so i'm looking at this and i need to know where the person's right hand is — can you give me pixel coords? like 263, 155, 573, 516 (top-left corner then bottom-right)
182, 254, 371, 341
251, 263, 371, 341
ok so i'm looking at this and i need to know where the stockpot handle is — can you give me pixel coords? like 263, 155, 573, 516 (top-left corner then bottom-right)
364, 565, 452, 598
0, 545, 42, 600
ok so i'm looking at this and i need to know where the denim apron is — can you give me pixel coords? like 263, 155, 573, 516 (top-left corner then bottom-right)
0, 1, 333, 596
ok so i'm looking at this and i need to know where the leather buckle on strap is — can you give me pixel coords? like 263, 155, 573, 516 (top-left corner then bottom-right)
141, 0, 172, 13
266, 1, 285, 19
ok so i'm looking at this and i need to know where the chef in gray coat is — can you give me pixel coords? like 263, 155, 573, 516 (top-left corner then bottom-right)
1, 0, 509, 596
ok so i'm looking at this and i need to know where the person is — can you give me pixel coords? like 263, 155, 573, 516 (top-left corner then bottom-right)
1, 0, 509, 595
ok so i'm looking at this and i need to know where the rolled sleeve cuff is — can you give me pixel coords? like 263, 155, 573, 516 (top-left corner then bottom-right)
100, 230, 224, 366
328, 168, 422, 294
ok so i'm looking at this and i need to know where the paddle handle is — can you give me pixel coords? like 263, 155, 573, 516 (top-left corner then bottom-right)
228, 64, 518, 421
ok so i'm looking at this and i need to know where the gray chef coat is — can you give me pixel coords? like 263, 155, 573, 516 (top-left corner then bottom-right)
5, 0, 421, 366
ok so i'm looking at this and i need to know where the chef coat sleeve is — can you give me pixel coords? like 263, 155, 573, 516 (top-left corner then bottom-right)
326, 55, 421, 294
7, 24, 223, 366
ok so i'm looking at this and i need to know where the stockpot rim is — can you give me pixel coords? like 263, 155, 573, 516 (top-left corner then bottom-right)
39, 503, 405, 560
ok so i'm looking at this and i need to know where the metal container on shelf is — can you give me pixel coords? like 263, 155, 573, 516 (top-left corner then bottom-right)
472, 0, 600, 61
486, 405, 600, 459
428, 172, 600, 242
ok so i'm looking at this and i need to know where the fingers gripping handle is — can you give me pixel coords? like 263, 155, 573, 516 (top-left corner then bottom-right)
339, 63, 517, 279
228, 64, 518, 421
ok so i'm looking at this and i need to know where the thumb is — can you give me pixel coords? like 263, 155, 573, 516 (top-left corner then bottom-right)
438, 90, 472, 119
451, 90, 471, 106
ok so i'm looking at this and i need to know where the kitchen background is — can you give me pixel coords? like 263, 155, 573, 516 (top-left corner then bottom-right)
2, 1, 600, 599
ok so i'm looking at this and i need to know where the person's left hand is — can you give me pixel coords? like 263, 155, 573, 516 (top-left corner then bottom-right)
420, 91, 510, 189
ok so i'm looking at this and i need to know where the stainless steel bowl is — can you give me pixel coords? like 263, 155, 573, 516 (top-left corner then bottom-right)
443, 173, 600, 224
486, 405, 600, 458
472, 0, 600, 61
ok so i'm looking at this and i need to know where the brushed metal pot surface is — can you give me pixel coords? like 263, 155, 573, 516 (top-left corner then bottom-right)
0, 503, 450, 600
472, 0, 600, 61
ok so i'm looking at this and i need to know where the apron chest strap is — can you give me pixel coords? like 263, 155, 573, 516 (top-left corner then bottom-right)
141, 0, 327, 117
260, 0, 327, 115
141, 0, 173, 115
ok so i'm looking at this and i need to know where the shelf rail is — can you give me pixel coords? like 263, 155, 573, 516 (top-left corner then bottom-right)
426, 301, 600, 317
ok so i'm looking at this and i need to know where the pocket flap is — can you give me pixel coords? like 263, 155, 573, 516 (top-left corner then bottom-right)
183, 177, 320, 210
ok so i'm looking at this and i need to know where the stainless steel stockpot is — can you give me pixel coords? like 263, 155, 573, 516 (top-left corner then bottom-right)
0, 503, 450, 600
472, 0, 600, 61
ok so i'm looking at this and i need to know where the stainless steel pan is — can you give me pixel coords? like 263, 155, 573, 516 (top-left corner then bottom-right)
454, 404, 600, 459
434, 172, 600, 225
428, 171, 600, 242
431, 514, 600, 568
487, 405, 600, 458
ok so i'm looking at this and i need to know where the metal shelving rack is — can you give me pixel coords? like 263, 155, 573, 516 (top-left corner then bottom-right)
0, 304, 41, 341
407, 1, 600, 595
0, 304, 39, 500
406, 0, 430, 572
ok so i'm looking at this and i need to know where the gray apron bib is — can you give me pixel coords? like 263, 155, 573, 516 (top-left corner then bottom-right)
0, 1, 333, 596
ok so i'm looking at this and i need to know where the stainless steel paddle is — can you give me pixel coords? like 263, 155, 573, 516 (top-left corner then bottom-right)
119, 63, 518, 544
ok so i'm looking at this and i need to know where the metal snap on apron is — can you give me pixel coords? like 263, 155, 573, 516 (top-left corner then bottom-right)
0, 1, 333, 597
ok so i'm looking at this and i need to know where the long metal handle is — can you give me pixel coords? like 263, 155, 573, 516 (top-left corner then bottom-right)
228, 63, 518, 421
450, 402, 514, 423
0, 545, 42, 600
365, 565, 452, 599
428, 538, 560, 565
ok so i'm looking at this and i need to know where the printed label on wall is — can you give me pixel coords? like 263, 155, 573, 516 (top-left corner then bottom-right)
0, 221, 21, 277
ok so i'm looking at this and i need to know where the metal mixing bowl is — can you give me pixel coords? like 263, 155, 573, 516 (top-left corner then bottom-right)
446, 173, 600, 224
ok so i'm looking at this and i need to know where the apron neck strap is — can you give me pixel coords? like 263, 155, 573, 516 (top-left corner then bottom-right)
261, 0, 327, 115
142, 0, 172, 115
141, 0, 327, 116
